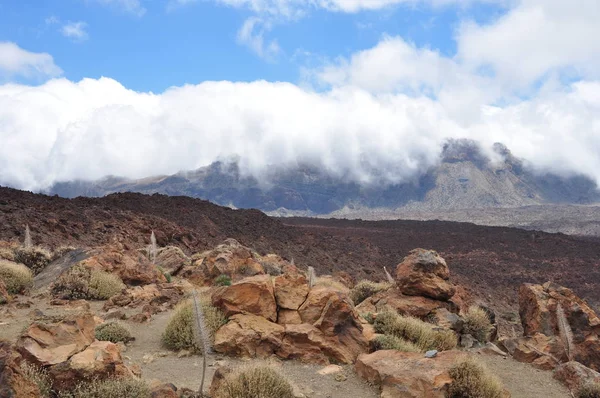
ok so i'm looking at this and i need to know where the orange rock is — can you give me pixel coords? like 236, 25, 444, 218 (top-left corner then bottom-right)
0, 342, 41, 398
213, 314, 284, 358
273, 271, 309, 310
355, 287, 451, 319
156, 246, 189, 275
277, 309, 303, 325
395, 249, 456, 301
554, 361, 600, 391
212, 275, 277, 322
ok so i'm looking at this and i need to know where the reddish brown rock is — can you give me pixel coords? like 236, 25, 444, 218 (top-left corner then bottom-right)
395, 249, 456, 301
277, 309, 303, 325
213, 314, 284, 358
355, 350, 467, 398
209, 365, 233, 398
103, 282, 187, 312
500, 333, 565, 369
553, 361, 600, 391
273, 271, 309, 310
150, 383, 180, 398
49, 340, 133, 390
156, 246, 189, 275
0, 342, 41, 398
355, 287, 452, 319
17, 313, 96, 366
212, 275, 277, 322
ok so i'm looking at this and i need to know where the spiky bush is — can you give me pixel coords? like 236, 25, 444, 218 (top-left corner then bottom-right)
216, 366, 294, 398
350, 280, 392, 305
51, 265, 124, 300
578, 383, 600, 398
374, 311, 457, 351
21, 362, 52, 397
162, 298, 227, 353
0, 260, 33, 294
214, 274, 232, 286
57, 378, 150, 398
89, 270, 125, 299
462, 306, 493, 342
372, 334, 421, 353
95, 322, 133, 343
447, 358, 504, 398
14, 247, 52, 275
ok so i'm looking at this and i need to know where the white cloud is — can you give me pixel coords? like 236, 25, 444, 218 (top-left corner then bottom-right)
0, 42, 63, 80
61, 22, 89, 42
91, 0, 146, 17
237, 17, 280, 60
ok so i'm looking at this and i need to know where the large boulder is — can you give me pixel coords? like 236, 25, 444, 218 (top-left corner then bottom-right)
554, 361, 600, 391
156, 246, 189, 276
212, 275, 277, 322
499, 333, 565, 370
49, 340, 133, 390
17, 313, 96, 366
273, 270, 309, 310
355, 350, 467, 398
395, 249, 456, 301
518, 282, 600, 371
0, 342, 40, 398
355, 287, 454, 319
213, 314, 284, 358
103, 282, 187, 311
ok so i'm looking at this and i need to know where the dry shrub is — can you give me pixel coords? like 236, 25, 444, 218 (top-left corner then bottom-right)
374, 311, 457, 351
0, 247, 15, 262
0, 260, 33, 294
372, 334, 421, 353
162, 297, 227, 353
21, 362, 52, 397
89, 270, 125, 299
350, 280, 392, 305
578, 383, 600, 398
51, 265, 124, 300
13, 247, 52, 275
314, 276, 349, 292
57, 378, 150, 398
95, 322, 133, 343
216, 365, 294, 398
447, 357, 504, 398
462, 306, 492, 342
52, 246, 77, 261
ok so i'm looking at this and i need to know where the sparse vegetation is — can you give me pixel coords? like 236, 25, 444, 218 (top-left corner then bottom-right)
162, 297, 227, 353
52, 245, 77, 261
259, 256, 283, 276
462, 306, 493, 342
314, 276, 348, 292
95, 322, 133, 343
21, 362, 52, 397
447, 357, 504, 398
0, 247, 16, 261
350, 280, 392, 305
214, 274, 232, 286
578, 382, 600, 398
57, 378, 150, 398
372, 334, 421, 353
14, 246, 52, 275
0, 259, 33, 294
51, 265, 125, 300
374, 311, 457, 351
216, 365, 295, 398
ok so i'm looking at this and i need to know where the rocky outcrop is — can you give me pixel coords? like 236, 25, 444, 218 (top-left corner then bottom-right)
499, 333, 564, 370
553, 361, 600, 391
212, 275, 277, 322
355, 287, 455, 319
213, 314, 284, 358
517, 282, 600, 371
355, 350, 467, 398
0, 342, 41, 398
17, 313, 96, 366
395, 249, 456, 301
156, 246, 189, 275
273, 270, 309, 310
103, 282, 188, 312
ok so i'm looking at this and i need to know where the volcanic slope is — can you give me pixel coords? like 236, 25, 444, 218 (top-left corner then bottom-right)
1, 186, 599, 312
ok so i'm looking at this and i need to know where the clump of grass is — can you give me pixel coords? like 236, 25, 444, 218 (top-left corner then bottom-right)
447, 357, 504, 398
462, 306, 493, 343
52, 246, 77, 261
95, 322, 133, 343
162, 297, 227, 353
14, 247, 52, 275
57, 378, 150, 398
215, 365, 295, 398
21, 362, 52, 397
372, 334, 421, 353
374, 311, 457, 351
0, 247, 16, 262
51, 265, 124, 300
350, 280, 392, 305
578, 383, 600, 398
314, 276, 349, 292
0, 260, 33, 294
214, 274, 232, 286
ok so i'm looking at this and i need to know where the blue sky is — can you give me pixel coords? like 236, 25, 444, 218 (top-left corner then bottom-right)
1, 0, 600, 192
0, 0, 504, 91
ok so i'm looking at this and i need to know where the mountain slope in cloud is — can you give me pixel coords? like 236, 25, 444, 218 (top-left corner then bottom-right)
47, 139, 600, 213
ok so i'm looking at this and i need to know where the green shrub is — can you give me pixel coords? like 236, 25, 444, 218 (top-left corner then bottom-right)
447, 358, 504, 398
21, 362, 52, 397
216, 366, 294, 398
578, 383, 600, 398
57, 378, 150, 398
89, 270, 125, 299
214, 274, 232, 286
95, 322, 133, 343
374, 311, 457, 351
51, 265, 124, 300
162, 297, 227, 353
350, 280, 392, 305
13, 247, 52, 275
462, 306, 493, 342
372, 334, 421, 353
0, 260, 33, 294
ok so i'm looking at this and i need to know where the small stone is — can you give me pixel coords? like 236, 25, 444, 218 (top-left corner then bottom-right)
177, 350, 192, 358
425, 350, 438, 358
334, 373, 347, 382
317, 364, 343, 375
142, 353, 155, 364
